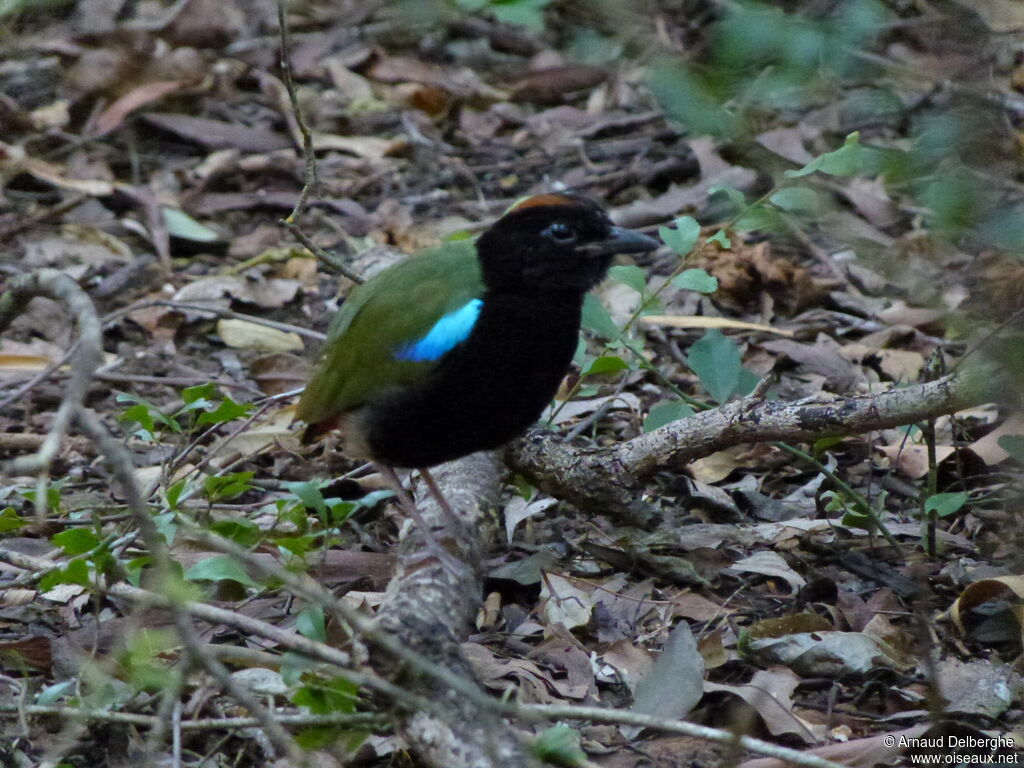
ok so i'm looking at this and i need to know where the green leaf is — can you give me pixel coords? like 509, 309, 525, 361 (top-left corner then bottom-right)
608, 264, 648, 294
210, 519, 261, 548
162, 206, 220, 243
643, 400, 695, 432
924, 492, 969, 518
708, 186, 747, 211
671, 268, 718, 294
997, 434, 1024, 462
53, 528, 99, 556
291, 676, 358, 715
581, 293, 621, 340
40, 558, 91, 591
296, 726, 363, 750
0, 507, 26, 533
285, 481, 328, 517
203, 471, 255, 502
325, 501, 357, 527
531, 724, 587, 767
583, 355, 629, 377
647, 60, 739, 138
734, 204, 779, 231
153, 512, 177, 546
296, 606, 327, 643
736, 367, 761, 397
166, 478, 188, 510
281, 651, 316, 686
707, 229, 731, 248
181, 382, 218, 405
117, 393, 180, 434
769, 187, 821, 213
184, 555, 260, 588
658, 216, 700, 256
275, 534, 316, 558
785, 132, 865, 178
687, 329, 742, 403
490, 0, 550, 31
841, 509, 876, 531
196, 398, 252, 426
36, 680, 75, 706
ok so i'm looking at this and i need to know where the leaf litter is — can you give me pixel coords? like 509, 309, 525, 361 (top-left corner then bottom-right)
0, 2, 1023, 767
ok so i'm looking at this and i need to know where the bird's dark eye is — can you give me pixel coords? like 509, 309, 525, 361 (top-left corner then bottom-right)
544, 222, 576, 243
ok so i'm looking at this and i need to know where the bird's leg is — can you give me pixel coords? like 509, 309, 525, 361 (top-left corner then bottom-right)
417, 466, 462, 533
374, 463, 463, 573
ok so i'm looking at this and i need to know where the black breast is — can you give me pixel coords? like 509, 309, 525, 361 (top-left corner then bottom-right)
357, 292, 582, 468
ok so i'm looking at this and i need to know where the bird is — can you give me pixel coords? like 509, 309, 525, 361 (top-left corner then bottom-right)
296, 193, 658, 563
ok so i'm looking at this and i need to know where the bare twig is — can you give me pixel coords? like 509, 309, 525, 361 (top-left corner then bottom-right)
0, 704, 384, 731
0, 271, 102, 478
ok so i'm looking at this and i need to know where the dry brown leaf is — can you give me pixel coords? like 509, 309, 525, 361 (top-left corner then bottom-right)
738, 725, 928, 768
249, 353, 309, 395
463, 642, 575, 703
310, 133, 407, 162
599, 640, 653, 692
726, 551, 806, 593
230, 406, 301, 456
216, 319, 303, 353
696, 240, 827, 313
142, 113, 291, 152
94, 80, 185, 135
970, 414, 1024, 465
0, 141, 115, 196
949, 575, 1024, 634
541, 574, 594, 630
174, 275, 301, 310
878, 443, 955, 479
672, 592, 731, 622
0, 635, 53, 671
705, 667, 825, 743
688, 449, 741, 484
510, 65, 607, 104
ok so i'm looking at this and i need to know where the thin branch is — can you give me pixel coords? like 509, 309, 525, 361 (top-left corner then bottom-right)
507, 370, 989, 520
0, 270, 103, 477
0, 704, 385, 731
518, 704, 849, 768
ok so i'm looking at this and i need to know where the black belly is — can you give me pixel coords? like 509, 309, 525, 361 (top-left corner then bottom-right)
357, 293, 582, 468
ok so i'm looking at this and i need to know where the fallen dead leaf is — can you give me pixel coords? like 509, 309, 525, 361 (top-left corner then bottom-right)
173, 275, 301, 310
312, 133, 408, 162
217, 319, 304, 353
878, 443, 955, 479
94, 80, 184, 135
705, 666, 825, 743
541, 573, 595, 630
970, 414, 1024, 465
726, 551, 806, 593
949, 574, 1024, 634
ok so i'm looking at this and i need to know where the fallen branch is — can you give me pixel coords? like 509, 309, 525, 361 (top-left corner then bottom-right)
507, 370, 988, 523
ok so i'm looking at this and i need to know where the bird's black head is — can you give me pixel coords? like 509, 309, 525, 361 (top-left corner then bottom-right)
475, 193, 659, 294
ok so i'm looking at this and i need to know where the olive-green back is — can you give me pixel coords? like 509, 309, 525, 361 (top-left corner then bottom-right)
296, 240, 483, 426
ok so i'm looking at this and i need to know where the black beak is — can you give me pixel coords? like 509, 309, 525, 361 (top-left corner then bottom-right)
579, 226, 660, 257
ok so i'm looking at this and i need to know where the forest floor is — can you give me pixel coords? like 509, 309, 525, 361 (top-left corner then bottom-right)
1, 1, 1023, 766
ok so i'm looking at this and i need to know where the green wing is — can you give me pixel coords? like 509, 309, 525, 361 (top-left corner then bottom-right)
296, 240, 483, 428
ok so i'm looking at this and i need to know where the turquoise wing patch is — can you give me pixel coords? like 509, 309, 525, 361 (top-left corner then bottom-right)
395, 298, 483, 362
